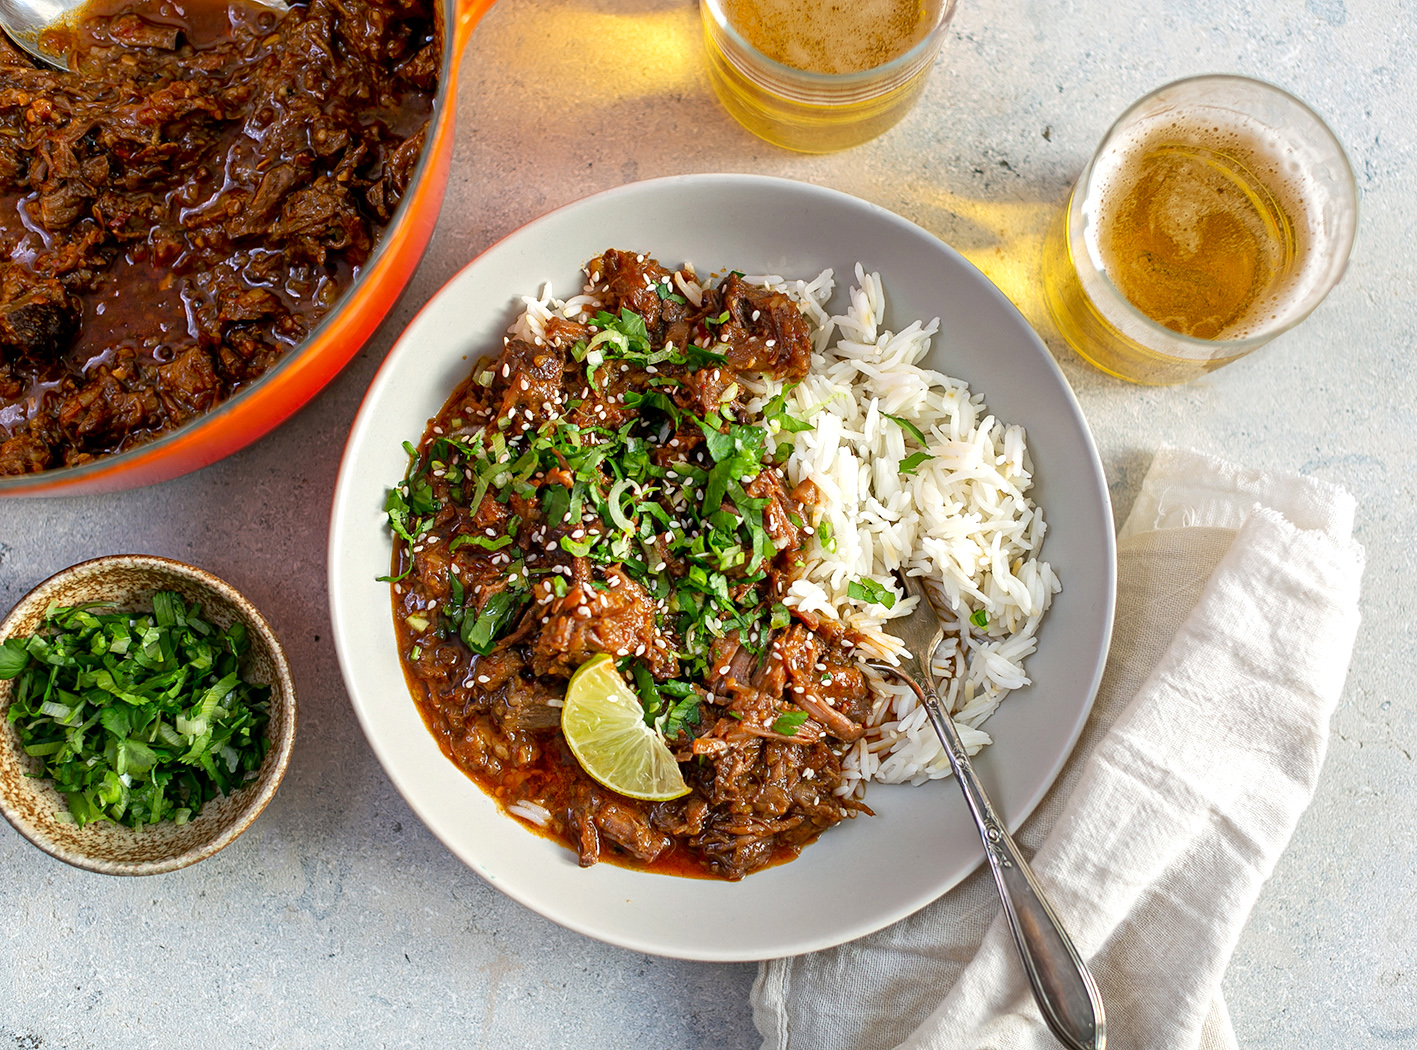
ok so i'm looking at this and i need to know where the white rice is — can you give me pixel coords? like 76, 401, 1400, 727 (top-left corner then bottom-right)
509, 260, 1058, 796
507, 799, 552, 827
747, 265, 1059, 795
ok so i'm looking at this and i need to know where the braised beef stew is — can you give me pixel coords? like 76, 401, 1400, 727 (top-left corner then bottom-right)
389, 250, 876, 880
0, 0, 439, 475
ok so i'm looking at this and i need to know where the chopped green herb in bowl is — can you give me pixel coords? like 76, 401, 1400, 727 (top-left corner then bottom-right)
1, 592, 271, 829
0, 555, 296, 875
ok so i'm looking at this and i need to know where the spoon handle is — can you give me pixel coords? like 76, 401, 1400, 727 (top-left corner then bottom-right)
907, 672, 1107, 1050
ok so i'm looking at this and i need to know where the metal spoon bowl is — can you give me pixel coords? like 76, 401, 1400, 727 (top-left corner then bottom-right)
0, 0, 287, 71
0, 0, 75, 68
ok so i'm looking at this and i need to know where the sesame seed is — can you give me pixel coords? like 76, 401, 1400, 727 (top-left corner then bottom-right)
751, 310, 760, 321
476, 675, 490, 684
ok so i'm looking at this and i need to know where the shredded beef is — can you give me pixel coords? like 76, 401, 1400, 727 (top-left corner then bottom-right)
394, 250, 873, 880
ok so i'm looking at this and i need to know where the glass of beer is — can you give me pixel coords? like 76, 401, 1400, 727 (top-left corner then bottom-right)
700, 0, 960, 153
1041, 75, 1358, 385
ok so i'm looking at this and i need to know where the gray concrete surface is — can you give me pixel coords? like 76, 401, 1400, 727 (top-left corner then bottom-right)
2, 0, 1413, 1046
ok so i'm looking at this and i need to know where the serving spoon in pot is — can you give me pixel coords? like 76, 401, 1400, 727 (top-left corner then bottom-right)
869, 571, 1106, 1050
1, 0, 286, 72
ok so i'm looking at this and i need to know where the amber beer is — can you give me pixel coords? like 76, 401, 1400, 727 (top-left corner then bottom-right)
720, 0, 940, 75
1042, 77, 1358, 384
700, 0, 957, 153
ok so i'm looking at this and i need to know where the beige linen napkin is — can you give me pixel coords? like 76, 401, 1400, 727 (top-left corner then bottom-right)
753, 447, 1365, 1050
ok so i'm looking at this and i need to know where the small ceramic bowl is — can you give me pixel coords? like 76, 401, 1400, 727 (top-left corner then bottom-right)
0, 555, 297, 875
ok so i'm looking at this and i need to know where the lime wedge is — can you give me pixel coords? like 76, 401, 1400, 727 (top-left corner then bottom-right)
561, 653, 691, 801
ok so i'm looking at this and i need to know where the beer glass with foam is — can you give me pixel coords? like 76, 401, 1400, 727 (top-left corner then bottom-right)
1041, 75, 1358, 384
700, 0, 959, 153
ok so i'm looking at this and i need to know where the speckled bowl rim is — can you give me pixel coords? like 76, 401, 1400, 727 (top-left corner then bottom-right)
0, 555, 297, 875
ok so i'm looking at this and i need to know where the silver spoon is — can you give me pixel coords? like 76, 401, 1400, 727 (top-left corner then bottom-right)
870, 571, 1106, 1050
0, 0, 76, 69
0, 0, 287, 71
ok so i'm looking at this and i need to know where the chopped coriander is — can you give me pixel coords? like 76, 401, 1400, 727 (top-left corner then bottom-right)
847, 578, 897, 609
0, 593, 271, 829
761, 386, 813, 434
460, 590, 528, 655
772, 710, 809, 736
631, 662, 663, 726
900, 451, 934, 475
449, 533, 514, 552
658, 691, 702, 740
881, 412, 930, 447
0, 638, 28, 678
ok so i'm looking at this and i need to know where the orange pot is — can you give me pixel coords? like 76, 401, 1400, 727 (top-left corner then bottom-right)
0, 0, 498, 498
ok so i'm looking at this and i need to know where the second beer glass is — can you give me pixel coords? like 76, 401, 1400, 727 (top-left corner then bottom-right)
1042, 75, 1358, 384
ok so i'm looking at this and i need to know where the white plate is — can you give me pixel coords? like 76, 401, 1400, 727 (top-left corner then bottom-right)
329, 174, 1116, 962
